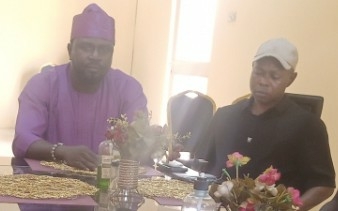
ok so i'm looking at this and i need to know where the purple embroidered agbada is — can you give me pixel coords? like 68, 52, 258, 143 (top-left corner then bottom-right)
12, 63, 147, 158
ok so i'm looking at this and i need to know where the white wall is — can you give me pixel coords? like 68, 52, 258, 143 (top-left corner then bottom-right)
132, 0, 174, 124
0, 0, 137, 128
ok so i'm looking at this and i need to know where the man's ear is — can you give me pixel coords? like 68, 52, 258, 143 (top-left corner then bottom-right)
287, 72, 297, 87
67, 43, 71, 60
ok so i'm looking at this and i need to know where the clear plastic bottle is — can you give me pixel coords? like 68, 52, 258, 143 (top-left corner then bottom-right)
97, 139, 114, 191
181, 175, 218, 211
94, 190, 109, 211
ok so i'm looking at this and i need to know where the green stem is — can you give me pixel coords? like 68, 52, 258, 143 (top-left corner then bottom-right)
236, 162, 239, 181
222, 169, 231, 180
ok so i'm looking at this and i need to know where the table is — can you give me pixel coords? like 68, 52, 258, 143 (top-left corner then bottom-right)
0, 157, 182, 211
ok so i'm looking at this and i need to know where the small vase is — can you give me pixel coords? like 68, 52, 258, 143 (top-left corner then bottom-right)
109, 159, 144, 211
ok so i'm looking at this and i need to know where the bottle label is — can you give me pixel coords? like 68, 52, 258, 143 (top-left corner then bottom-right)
101, 167, 111, 179
101, 155, 113, 165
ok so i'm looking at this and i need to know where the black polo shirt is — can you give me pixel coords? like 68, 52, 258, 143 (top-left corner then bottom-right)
198, 96, 335, 193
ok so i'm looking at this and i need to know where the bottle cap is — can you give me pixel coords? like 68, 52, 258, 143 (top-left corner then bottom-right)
193, 175, 209, 191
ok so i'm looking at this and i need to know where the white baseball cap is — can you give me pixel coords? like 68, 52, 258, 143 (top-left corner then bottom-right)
253, 38, 298, 70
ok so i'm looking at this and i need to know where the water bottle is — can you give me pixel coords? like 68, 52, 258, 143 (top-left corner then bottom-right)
181, 174, 218, 211
97, 139, 114, 191
94, 190, 109, 211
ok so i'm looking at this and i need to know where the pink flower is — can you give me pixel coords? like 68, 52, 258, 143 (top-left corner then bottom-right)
287, 187, 303, 207
257, 166, 281, 186
226, 152, 250, 168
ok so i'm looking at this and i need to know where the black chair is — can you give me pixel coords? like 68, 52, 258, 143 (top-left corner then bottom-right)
319, 192, 338, 211
285, 93, 324, 118
167, 90, 216, 158
232, 93, 324, 118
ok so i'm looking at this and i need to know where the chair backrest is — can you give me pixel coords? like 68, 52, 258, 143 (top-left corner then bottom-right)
167, 90, 216, 157
232, 93, 324, 118
285, 93, 324, 118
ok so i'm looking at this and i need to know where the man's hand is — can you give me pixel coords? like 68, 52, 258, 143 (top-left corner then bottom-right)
56, 145, 98, 171
26, 140, 98, 171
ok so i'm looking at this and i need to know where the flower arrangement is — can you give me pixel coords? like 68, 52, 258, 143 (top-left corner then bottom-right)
105, 111, 190, 162
210, 152, 303, 211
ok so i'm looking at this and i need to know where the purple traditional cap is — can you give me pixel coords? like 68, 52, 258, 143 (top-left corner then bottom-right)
70, 3, 115, 43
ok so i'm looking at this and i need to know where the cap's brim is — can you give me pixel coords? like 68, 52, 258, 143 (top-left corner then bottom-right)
253, 53, 292, 70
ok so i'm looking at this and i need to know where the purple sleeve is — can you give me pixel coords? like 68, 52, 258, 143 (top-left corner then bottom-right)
120, 76, 148, 122
12, 73, 50, 158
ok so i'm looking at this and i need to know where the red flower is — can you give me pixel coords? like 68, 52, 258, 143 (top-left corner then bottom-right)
257, 166, 281, 186
105, 130, 114, 140
111, 127, 128, 144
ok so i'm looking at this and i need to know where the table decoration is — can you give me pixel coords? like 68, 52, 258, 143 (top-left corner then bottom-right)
110, 159, 144, 211
40, 160, 96, 176
138, 177, 193, 200
0, 174, 98, 199
209, 152, 303, 211
138, 177, 193, 206
105, 111, 189, 162
0, 173, 98, 206
106, 111, 189, 210
26, 158, 161, 179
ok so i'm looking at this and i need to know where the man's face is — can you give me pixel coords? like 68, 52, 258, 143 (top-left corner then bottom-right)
250, 57, 297, 105
68, 37, 114, 85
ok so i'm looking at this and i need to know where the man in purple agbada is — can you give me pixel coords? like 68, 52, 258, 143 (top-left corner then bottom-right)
12, 3, 147, 171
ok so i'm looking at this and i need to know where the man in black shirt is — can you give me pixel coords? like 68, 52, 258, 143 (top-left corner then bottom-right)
197, 38, 335, 211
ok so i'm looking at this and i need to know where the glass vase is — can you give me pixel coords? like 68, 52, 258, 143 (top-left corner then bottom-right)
109, 159, 144, 211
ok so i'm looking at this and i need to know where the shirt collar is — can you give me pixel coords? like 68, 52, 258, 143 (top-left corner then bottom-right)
241, 94, 291, 116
